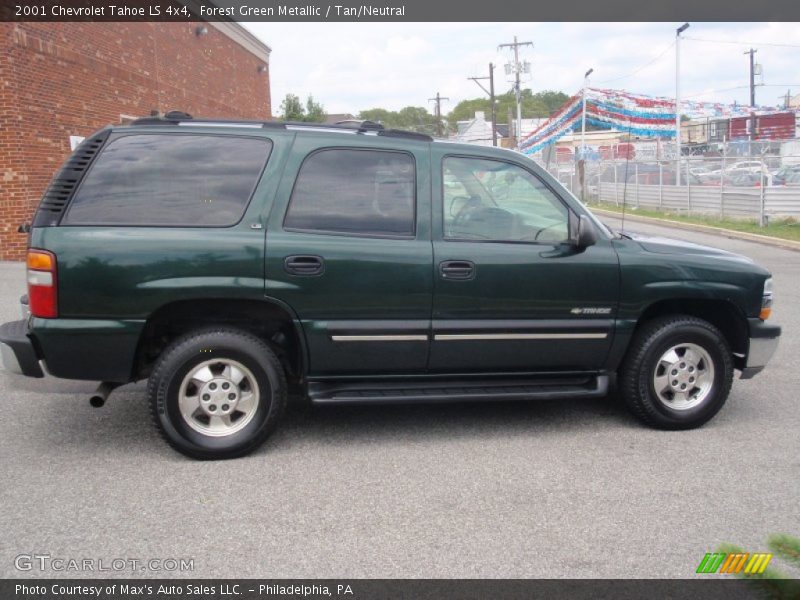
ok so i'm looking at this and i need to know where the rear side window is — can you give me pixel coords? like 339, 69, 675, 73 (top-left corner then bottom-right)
284, 149, 415, 237
63, 134, 271, 226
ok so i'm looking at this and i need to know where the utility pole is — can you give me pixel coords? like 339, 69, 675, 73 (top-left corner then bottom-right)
675, 23, 690, 185
745, 48, 758, 143
468, 63, 497, 146
499, 36, 533, 150
428, 92, 449, 138
779, 90, 791, 110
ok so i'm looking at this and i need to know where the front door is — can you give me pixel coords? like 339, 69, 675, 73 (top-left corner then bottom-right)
430, 150, 620, 373
265, 137, 432, 376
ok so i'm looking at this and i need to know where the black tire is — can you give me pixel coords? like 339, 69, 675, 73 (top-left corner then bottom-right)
619, 315, 733, 430
148, 328, 287, 460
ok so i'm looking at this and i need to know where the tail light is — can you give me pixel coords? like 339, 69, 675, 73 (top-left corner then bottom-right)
27, 249, 58, 318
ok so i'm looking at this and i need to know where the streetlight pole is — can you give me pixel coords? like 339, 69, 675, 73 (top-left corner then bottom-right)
675, 23, 690, 185
744, 48, 758, 143
580, 68, 593, 201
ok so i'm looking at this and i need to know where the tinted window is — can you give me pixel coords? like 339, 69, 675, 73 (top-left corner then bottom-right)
284, 149, 415, 237
64, 134, 271, 226
443, 157, 569, 243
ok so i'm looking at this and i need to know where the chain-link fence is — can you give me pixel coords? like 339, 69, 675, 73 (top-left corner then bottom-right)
532, 138, 800, 225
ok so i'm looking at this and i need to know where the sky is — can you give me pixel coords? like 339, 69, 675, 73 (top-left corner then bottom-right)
242, 22, 800, 117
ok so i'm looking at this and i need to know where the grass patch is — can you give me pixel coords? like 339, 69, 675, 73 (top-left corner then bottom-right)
588, 201, 800, 243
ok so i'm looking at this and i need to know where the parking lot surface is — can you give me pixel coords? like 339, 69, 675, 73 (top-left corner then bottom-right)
1, 217, 798, 578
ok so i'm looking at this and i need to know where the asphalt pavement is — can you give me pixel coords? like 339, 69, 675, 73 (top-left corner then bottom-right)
0, 218, 798, 579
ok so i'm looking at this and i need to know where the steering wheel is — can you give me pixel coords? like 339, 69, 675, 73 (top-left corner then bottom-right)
452, 195, 482, 227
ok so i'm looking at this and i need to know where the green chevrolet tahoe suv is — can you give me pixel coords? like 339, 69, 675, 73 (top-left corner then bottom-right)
0, 114, 781, 459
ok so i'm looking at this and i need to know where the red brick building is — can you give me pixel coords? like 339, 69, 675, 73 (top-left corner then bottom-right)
1, 22, 272, 260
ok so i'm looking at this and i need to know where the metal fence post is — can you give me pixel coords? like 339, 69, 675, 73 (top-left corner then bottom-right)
759, 155, 766, 227
613, 160, 618, 206
659, 162, 663, 209
686, 159, 691, 215
720, 145, 726, 218
635, 163, 639, 207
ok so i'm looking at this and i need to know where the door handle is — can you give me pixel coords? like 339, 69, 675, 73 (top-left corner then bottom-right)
439, 260, 475, 281
284, 255, 325, 276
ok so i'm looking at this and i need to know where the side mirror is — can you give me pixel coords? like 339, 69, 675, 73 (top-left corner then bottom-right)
573, 214, 598, 249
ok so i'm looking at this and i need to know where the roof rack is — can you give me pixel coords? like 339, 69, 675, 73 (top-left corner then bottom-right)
129, 112, 433, 141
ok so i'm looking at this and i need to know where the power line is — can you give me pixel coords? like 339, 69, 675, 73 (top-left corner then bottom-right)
684, 36, 800, 49
683, 86, 748, 99
683, 84, 800, 99
596, 41, 675, 84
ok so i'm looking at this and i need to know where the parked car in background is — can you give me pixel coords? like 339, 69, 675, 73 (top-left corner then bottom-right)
689, 166, 712, 178
771, 165, 800, 186
625, 166, 702, 186
783, 171, 800, 186
727, 160, 765, 174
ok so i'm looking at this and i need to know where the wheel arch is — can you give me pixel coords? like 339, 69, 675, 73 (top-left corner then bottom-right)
131, 297, 308, 382
634, 298, 748, 358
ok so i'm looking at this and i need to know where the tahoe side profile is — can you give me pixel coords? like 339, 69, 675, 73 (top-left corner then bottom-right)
0, 113, 781, 459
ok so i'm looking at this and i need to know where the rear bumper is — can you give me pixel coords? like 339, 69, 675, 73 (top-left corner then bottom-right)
0, 320, 44, 378
740, 318, 781, 379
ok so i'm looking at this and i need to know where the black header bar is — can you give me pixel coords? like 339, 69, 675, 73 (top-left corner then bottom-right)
2, 0, 800, 22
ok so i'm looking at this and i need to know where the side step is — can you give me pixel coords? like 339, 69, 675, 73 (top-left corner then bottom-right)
308, 374, 609, 405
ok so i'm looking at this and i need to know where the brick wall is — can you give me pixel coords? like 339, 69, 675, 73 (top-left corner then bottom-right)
0, 22, 271, 260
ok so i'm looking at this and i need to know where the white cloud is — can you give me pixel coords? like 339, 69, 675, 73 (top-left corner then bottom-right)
244, 22, 800, 116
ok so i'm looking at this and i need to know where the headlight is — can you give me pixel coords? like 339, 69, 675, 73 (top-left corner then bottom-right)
760, 278, 773, 320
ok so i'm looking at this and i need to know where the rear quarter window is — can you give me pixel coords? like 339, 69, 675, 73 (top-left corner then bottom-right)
62, 134, 271, 226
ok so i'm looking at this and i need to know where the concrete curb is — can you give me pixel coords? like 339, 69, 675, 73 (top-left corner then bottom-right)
591, 208, 800, 253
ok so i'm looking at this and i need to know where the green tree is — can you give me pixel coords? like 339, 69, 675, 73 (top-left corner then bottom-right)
358, 106, 439, 134
279, 93, 305, 121
358, 108, 395, 126
279, 93, 326, 122
305, 95, 326, 123
447, 89, 570, 129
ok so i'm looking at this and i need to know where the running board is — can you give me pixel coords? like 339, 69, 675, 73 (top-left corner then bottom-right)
307, 374, 609, 405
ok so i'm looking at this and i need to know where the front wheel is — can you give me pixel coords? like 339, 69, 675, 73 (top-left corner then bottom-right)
619, 316, 733, 430
148, 328, 287, 459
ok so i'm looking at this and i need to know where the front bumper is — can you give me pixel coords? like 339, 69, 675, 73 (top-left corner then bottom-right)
740, 318, 781, 379
0, 319, 44, 378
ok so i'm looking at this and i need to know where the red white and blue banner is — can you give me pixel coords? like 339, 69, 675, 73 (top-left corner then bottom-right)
519, 87, 799, 155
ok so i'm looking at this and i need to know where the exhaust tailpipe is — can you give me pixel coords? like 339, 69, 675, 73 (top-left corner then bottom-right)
89, 382, 119, 408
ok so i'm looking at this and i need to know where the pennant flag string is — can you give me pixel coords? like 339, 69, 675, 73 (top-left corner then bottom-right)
518, 86, 799, 155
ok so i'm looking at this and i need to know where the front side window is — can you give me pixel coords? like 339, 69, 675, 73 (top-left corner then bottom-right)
63, 134, 271, 226
443, 157, 570, 243
284, 149, 415, 237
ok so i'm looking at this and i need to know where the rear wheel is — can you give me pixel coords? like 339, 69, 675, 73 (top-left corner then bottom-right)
620, 315, 733, 430
148, 328, 287, 459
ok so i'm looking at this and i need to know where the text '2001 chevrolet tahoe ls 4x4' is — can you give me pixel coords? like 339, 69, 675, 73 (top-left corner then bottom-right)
0, 113, 781, 459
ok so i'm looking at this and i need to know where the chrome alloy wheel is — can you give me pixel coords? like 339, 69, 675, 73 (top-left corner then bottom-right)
652, 343, 715, 411
178, 359, 260, 436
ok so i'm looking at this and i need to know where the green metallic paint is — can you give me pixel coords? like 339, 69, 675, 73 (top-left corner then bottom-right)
428, 145, 621, 371
611, 238, 769, 321
264, 133, 433, 375
19, 123, 775, 385
32, 317, 144, 381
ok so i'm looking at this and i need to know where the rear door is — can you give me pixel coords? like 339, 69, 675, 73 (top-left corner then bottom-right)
429, 148, 620, 373
265, 135, 433, 376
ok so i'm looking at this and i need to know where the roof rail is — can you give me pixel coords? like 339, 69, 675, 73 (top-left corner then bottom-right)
128, 112, 434, 141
